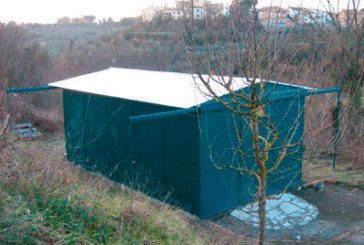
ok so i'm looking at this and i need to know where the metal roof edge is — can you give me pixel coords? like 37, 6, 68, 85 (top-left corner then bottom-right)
7, 86, 59, 93
266, 81, 315, 90
128, 107, 198, 123
48, 68, 113, 88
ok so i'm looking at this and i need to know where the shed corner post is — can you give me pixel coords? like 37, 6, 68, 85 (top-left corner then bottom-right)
305, 87, 342, 170
6, 91, 12, 129
333, 88, 341, 170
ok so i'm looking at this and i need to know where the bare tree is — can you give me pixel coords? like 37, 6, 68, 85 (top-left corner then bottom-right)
181, 1, 318, 244
307, 0, 364, 164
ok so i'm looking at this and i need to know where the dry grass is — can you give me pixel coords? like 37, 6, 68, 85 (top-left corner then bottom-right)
0, 134, 205, 244
9, 92, 64, 133
303, 153, 364, 184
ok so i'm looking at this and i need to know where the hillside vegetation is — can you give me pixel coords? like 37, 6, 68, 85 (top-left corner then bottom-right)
25, 22, 132, 57
0, 134, 201, 244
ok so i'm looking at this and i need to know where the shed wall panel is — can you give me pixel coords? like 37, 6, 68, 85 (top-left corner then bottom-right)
198, 92, 306, 218
63, 90, 86, 163
265, 96, 305, 190
82, 95, 110, 173
132, 119, 164, 189
199, 109, 241, 218
163, 114, 200, 215
63, 90, 178, 183
104, 99, 134, 181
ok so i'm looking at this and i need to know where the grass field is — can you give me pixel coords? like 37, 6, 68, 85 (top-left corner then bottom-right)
303, 152, 364, 184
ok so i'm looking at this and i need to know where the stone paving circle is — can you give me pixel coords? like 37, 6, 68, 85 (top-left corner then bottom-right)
231, 193, 319, 230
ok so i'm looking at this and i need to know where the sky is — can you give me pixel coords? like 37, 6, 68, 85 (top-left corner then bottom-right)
0, 0, 362, 24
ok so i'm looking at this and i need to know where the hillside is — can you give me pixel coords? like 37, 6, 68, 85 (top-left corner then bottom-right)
25, 22, 132, 56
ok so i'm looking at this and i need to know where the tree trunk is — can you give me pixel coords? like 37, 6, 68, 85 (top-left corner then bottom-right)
257, 172, 267, 245
250, 92, 267, 245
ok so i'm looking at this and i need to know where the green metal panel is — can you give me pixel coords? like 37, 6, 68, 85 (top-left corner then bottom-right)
130, 113, 200, 214
104, 98, 134, 181
237, 96, 305, 204
265, 96, 305, 191
131, 119, 164, 189
199, 108, 241, 218
62, 90, 178, 183
82, 95, 110, 173
63, 90, 87, 164
200, 82, 307, 113
198, 83, 307, 218
129, 100, 185, 188
162, 114, 200, 214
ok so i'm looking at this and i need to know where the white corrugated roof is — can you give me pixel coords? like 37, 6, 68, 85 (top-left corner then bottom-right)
49, 67, 251, 109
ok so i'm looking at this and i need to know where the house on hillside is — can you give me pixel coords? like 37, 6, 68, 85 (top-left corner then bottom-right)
288, 7, 330, 26
142, 6, 165, 22
259, 6, 294, 27
49, 68, 339, 218
142, 0, 226, 22
159, 8, 180, 20
177, 0, 207, 20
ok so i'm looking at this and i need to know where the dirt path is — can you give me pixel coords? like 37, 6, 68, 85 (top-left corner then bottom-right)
210, 184, 364, 243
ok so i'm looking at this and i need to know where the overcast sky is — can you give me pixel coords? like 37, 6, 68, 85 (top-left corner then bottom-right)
0, 0, 362, 24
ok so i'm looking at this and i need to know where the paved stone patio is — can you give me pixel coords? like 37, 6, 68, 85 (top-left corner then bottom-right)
231, 193, 319, 230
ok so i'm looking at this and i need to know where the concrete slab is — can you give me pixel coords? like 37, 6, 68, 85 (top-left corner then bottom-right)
231, 193, 319, 230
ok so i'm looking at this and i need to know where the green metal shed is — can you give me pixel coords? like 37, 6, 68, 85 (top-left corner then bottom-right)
49, 67, 339, 219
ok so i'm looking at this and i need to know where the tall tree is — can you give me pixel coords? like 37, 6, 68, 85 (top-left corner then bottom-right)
182, 1, 313, 244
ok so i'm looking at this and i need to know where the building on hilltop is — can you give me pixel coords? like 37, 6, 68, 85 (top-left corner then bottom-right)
176, 0, 207, 20
159, 7, 181, 20
288, 7, 330, 26
142, 6, 165, 22
141, 0, 226, 22
307, 9, 331, 25
258, 6, 295, 27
